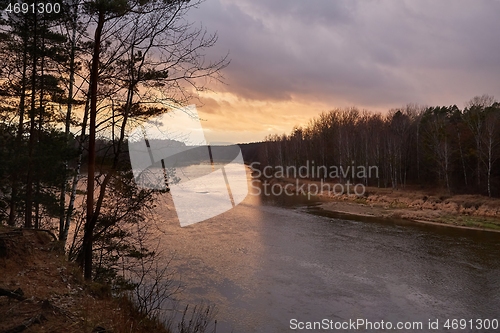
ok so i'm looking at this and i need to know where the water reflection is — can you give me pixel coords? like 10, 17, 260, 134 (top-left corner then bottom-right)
150, 174, 500, 332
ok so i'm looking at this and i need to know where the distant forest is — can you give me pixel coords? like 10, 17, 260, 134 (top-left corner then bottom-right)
253, 96, 500, 197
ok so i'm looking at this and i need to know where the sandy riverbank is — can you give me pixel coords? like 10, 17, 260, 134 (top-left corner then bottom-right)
270, 177, 500, 232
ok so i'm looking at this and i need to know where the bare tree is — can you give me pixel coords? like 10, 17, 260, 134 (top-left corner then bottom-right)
463, 95, 496, 188
79, 0, 228, 280
482, 103, 500, 197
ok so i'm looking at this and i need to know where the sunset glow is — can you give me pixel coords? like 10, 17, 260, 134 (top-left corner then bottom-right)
186, 0, 500, 143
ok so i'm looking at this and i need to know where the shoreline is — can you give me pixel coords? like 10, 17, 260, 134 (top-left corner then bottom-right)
266, 177, 500, 233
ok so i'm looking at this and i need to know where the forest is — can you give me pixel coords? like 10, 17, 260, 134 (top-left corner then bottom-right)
0, 0, 227, 291
257, 97, 500, 198
1, 1, 498, 332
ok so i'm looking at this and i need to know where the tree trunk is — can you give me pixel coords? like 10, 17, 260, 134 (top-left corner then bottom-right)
25, 13, 38, 229
81, 11, 105, 280
34, 21, 46, 230
456, 129, 468, 187
487, 136, 492, 197
8, 27, 29, 226
59, 12, 78, 244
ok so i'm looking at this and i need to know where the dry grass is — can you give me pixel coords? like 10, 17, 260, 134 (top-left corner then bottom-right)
275, 178, 500, 231
0, 226, 170, 333
437, 215, 500, 230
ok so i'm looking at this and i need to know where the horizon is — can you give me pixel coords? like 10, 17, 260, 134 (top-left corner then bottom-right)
184, 0, 500, 144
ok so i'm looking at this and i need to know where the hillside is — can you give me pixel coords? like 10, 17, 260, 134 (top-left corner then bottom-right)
0, 226, 169, 333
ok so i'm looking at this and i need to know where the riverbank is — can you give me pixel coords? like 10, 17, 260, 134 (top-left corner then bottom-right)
270, 177, 500, 232
0, 225, 170, 333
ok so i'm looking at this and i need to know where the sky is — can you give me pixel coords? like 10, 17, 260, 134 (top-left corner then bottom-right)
184, 0, 500, 144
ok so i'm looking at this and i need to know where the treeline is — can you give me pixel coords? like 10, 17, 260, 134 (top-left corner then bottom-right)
257, 96, 500, 197
0, 0, 226, 284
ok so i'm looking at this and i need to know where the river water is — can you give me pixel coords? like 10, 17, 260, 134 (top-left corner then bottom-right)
151, 176, 500, 332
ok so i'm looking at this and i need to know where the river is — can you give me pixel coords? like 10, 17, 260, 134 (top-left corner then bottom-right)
150, 177, 500, 332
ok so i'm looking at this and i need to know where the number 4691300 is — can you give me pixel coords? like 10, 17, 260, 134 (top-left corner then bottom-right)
444, 319, 499, 330
5, 2, 61, 14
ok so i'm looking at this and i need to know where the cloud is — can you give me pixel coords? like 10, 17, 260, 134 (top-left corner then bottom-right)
195, 91, 333, 143
185, 0, 500, 142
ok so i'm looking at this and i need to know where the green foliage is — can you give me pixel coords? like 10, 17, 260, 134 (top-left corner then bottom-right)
75, 168, 162, 288
0, 122, 78, 224
83, 0, 133, 16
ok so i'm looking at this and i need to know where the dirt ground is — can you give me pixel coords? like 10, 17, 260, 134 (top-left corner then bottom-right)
274, 178, 500, 232
0, 226, 168, 333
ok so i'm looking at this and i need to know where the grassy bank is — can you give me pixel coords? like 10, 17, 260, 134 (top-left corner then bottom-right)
271, 177, 500, 232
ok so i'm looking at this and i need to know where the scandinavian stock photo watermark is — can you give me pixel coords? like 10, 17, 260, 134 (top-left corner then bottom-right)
128, 105, 379, 226
128, 105, 249, 227
248, 161, 379, 200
